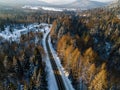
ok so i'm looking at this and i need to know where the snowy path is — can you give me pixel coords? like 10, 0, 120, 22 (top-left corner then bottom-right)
46, 34, 66, 90
42, 27, 58, 90
42, 24, 74, 90
48, 36, 74, 90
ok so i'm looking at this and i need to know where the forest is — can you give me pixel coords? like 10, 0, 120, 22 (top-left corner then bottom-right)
0, 7, 75, 89
0, 3, 120, 90
0, 28, 48, 89
50, 6, 120, 90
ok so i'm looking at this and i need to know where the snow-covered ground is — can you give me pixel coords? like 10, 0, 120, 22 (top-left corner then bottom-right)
0, 24, 28, 41
0, 23, 45, 42
48, 36, 74, 90
22, 5, 77, 11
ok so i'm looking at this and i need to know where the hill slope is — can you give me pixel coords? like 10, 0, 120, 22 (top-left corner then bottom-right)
61, 0, 107, 9
0, 0, 48, 6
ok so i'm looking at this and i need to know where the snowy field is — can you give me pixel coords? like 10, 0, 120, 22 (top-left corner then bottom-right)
0, 23, 46, 42
22, 5, 77, 11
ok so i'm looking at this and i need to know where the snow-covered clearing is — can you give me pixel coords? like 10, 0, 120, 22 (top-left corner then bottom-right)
0, 24, 37, 41
0, 23, 48, 42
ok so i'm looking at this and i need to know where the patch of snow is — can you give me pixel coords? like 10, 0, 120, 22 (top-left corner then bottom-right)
105, 42, 111, 55
41, 7, 63, 12
94, 37, 98, 43
0, 23, 41, 42
22, 5, 38, 10
22, 5, 77, 11
117, 15, 120, 19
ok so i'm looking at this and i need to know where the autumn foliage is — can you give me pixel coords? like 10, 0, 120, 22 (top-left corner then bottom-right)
51, 7, 120, 89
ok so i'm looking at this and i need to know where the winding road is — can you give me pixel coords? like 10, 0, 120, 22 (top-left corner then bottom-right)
46, 33, 66, 90
42, 25, 74, 90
